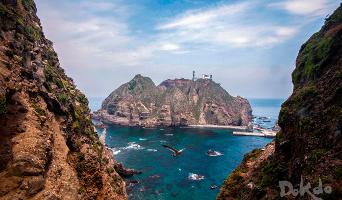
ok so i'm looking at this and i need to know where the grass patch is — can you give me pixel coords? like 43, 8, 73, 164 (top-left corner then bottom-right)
32, 103, 46, 116
57, 93, 68, 104
275, 131, 284, 144
336, 167, 342, 180
308, 149, 326, 163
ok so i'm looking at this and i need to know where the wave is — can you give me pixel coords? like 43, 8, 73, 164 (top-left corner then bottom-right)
147, 149, 157, 152
123, 142, 144, 150
207, 150, 224, 157
164, 134, 173, 136
188, 173, 205, 181
109, 148, 121, 155
139, 138, 147, 141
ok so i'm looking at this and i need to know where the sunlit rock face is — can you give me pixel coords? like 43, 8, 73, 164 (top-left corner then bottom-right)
0, 1, 127, 199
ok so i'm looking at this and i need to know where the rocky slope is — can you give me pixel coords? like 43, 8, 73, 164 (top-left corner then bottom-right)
95, 75, 252, 127
218, 4, 342, 200
0, 1, 127, 199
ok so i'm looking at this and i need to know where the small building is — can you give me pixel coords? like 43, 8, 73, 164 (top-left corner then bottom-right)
202, 74, 212, 80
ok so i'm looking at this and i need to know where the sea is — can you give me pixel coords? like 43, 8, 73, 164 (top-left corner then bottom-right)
89, 97, 284, 200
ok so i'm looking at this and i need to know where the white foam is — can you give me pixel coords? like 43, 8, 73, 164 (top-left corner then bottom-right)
123, 142, 144, 150
207, 150, 224, 157
147, 149, 157, 152
188, 173, 205, 181
164, 134, 173, 136
110, 148, 121, 155
139, 138, 147, 141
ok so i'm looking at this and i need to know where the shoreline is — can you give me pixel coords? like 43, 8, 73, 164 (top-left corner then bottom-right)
93, 117, 250, 131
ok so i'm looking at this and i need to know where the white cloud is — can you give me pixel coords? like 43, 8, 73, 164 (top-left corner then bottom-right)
269, 0, 337, 16
158, 2, 251, 30
160, 43, 181, 51
156, 1, 299, 48
34, 0, 306, 98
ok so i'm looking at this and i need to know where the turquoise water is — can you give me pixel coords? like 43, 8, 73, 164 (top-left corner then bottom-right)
89, 98, 284, 200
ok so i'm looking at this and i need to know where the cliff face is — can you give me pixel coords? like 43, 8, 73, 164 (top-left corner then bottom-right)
96, 74, 252, 127
0, 1, 127, 199
218, 4, 342, 200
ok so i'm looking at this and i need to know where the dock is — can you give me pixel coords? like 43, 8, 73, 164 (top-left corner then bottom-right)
233, 130, 277, 137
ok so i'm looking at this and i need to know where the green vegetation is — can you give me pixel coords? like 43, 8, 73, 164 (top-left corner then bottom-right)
0, 95, 7, 115
57, 93, 68, 104
44, 64, 55, 82
26, 25, 41, 41
292, 34, 333, 85
275, 131, 284, 144
243, 149, 262, 162
278, 107, 289, 124
0, 4, 11, 15
78, 187, 85, 194
32, 103, 46, 116
260, 174, 272, 187
72, 120, 80, 132
56, 79, 65, 89
106, 167, 115, 174
128, 80, 137, 90
19, 0, 35, 10
299, 117, 311, 129
308, 149, 326, 163
335, 167, 342, 180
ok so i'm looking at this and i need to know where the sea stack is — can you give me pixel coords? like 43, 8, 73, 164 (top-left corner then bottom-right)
94, 74, 252, 127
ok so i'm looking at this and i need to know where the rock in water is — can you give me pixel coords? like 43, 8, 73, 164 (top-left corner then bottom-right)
95, 75, 252, 127
0, 1, 127, 199
218, 4, 342, 200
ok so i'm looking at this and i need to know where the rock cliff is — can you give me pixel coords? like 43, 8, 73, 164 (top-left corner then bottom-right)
0, 1, 127, 199
95, 75, 252, 127
218, 4, 342, 200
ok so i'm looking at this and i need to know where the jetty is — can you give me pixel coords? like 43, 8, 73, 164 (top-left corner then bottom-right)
233, 130, 277, 138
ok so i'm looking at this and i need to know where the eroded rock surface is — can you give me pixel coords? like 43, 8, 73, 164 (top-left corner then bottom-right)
218, 4, 342, 200
95, 75, 252, 127
0, 1, 127, 199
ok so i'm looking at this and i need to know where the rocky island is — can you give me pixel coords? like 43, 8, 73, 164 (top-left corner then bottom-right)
94, 74, 252, 128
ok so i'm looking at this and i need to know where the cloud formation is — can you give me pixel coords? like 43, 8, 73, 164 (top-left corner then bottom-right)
156, 1, 300, 48
269, 0, 337, 16
35, 0, 340, 98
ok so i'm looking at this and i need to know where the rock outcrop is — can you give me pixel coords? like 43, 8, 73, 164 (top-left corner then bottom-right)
95, 75, 252, 127
218, 4, 342, 200
0, 1, 127, 199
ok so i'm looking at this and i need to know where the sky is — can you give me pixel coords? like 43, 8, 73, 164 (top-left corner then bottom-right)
35, 0, 340, 99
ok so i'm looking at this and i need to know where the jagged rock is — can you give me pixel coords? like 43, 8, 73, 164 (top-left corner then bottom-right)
0, 1, 127, 199
218, 4, 342, 200
96, 75, 252, 127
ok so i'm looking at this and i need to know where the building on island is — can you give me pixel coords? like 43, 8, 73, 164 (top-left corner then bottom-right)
192, 71, 213, 80
202, 74, 213, 80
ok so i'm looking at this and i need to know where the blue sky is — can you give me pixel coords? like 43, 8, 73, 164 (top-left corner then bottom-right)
35, 0, 340, 98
